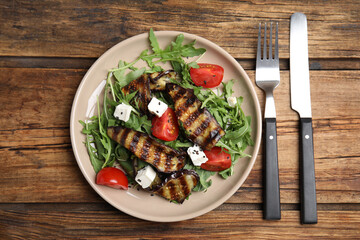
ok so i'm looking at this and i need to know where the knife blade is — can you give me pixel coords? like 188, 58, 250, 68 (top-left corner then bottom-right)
290, 12, 318, 224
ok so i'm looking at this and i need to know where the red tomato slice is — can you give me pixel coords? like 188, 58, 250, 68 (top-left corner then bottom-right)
200, 147, 232, 171
190, 63, 224, 88
96, 167, 128, 190
151, 108, 179, 141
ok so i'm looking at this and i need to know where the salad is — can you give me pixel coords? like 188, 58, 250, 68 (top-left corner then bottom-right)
80, 29, 253, 203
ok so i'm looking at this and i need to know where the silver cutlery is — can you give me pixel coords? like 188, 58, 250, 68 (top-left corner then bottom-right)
256, 22, 281, 220
290, 12, 317, 224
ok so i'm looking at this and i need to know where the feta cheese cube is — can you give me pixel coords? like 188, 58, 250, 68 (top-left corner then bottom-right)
227, 96, 237, 108
135, 165, 156, 189
114, 103, 133, 122
187, 144, 208, 166
148, 97, 168, 117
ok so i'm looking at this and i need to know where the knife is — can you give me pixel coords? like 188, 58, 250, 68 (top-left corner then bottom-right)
290, 12, 318, 224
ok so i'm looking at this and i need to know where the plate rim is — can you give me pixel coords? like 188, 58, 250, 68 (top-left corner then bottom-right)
70, 30, 262, 222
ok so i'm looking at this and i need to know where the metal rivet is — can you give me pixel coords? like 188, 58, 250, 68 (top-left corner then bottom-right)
269, 135, 274, 140
305, 135, 310, 139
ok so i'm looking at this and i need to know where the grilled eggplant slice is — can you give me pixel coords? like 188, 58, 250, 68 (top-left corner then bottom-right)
121, 74, 152, 115
107, 126, 186, 173
149, 70, 177, 91
166, 83, 225, 150
152, 169, 199, 203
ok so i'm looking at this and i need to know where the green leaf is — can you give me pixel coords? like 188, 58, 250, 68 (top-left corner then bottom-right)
149, 28, 161, 53
114, 144, 130, 161
223, 79, 235, 99
172, 34, 184, 49
171, 61, 182, 74
122, 68, 146, 88
182, 46, 206, 57
187, 61, 199, 68
164, 140, 193, 149
219, 166, 234, 179
113, 61, 126, 82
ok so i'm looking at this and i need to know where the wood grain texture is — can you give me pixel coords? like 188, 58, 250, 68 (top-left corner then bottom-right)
0, 0, 359, 238
0, 203, 359, 239
0, 0, 359, 58
0, 68, 359, 204
1, 57, 360, 71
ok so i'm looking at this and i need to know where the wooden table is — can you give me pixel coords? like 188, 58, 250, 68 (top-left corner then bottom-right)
1, 1, 359, 239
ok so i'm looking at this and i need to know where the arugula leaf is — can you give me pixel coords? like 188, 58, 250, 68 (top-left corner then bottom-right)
187, 61, 199, 69
114, 66, 146, 89
164, 140, 192, 149
124, 68, 146, 85
80, 119, 104, 173
223, 80, 234, 98
149, 28, 161, 53
124, 113, 152, 134
84, 135, 103, 173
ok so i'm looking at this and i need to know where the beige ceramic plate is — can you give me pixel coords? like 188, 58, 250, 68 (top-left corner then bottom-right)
70, 31, 261, 222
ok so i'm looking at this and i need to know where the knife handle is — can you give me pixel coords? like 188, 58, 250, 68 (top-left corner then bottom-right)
300, 118, 318, 224
263, 118, 281, 220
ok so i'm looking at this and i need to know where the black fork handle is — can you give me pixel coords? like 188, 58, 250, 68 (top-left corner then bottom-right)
263, 118, 281, 220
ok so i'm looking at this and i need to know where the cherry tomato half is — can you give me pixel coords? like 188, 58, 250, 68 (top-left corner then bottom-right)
96, 167, 128, 190
190, 63, 224, 88
200, 147, 232, 171
151, 108, 179, 141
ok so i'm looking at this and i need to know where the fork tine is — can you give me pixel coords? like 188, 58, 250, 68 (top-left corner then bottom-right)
269, 22, 273, 59
263, 23, 267, 59
274, 22, 279, 60
257, 23, 262, 60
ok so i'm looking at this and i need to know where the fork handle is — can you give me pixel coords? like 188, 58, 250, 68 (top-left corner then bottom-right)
263, 118, 281, 220
300, 118, 318, 224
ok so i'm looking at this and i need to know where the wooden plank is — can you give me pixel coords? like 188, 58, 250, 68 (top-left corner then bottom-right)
1, 145, 358, 204
0, 68, 359, 203
0, 0, 359, 58
0, 203, 359, 239
0, 68, 84, 130
1, 68, 359, 129
1, 57, 360, 71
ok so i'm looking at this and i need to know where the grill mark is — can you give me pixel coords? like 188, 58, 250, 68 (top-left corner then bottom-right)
203, 127, 223, 150
184, 96, 196, 109
119, 127, 131, 147
177, 155, 186, 170
175, 98, 200, 120
167, 180, 178, 202
121, 74, 151, 115
112, 126, 122, 136
183, 107, 202, 128
164, 151, 174, 172
124, 130, 136, 149
169, 86, 187, 102
152, 145, 163, 170
140, 137, 151, 160
129, 132, 141, 153
179, 175, 190, 197
147, 143, 156, 168
194, 116, 211, 137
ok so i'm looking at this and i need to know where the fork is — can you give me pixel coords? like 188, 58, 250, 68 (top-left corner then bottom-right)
256, 22, 281, 220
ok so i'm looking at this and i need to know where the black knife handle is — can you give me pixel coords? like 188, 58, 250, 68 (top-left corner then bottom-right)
300, 118, 318, 224
263, 118, 281, 220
